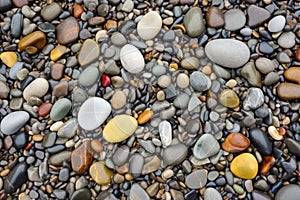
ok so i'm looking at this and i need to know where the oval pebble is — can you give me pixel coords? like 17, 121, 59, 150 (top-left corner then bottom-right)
275, 184, 300, 200
137, 11, 162, 40
50, 98, 72, 121
0, 111, 29, 135
204, 188, 222, 200
78, 66, 99, 87
159, 120, 172, 147
193, 134, 220, 160
23, 78, 49, 100
120, 44, 144, 74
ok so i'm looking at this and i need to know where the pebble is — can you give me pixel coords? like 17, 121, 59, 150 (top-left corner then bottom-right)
277, 83, 300, 100
89, 161, 114, 185
159, 120, 172, 147
205, 39, 250, 68
176, 73, 189, 89
204, 188, 222, 200
247, 5, 270, 27
190, 71, 211, 92
157, 75, 171, 88
18, 31, 46, 51
173, 93, 189, 109
224, 9, 246, 31
41, 3, 62, 21
56, 17, 80, 45
264, 72, 280, 86
206, 7, 224, 28
137, 11, 162, 40
11, 13, 23, 38
79, 66, 99, 87
0, 52, 18, 67
241, 62, 262, 87
180, 57, 200, 70
13, 131, 28, 149
230, 153, 258, 179
222, 133, 250, 153
268, 15, 286, 33
50, 45, 67, 61
50, 63, 64, 80
50, 98, 72, 121
130, 183, 150, 200
0, 0, 12, 12
0, 111, 29, 135
249, 128, 272, 156
255, 57, 275, 74
284, 67, 300, 84
268, 126, 283, 140
23, 77, 49, 100
71, 188, 91, 200
4, 163, 28, 194
163, 143, 188, 165
137, 109, 154, 125
78, 39, 100, 66
120, 44, 145, 74
103, 114, 138, 143
185, 169, 207, 189
285, 138, 300, 157
71, 142, 93, 174
129, 154, 144, 177
278, 32, 295, 49
275, 184, 300, 200
193, 134, 220, 160
9, 62, 24, 80
183, 7, 205, 38
243, 88, 264, 110
111, 91, 127, 110
219, 89, 240, 109
0, 81, 10, 98
78, 97, 111, 131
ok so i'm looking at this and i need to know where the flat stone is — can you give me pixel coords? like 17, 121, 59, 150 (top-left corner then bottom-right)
173, 93, 189, 109
18, 31, 46, 51
71, 142, 93, 174
159, 120, 172, 147
112, 145, 129, 166
111, 91, 127, 110
41, 3, 62, 21
38, 102, 52, 117
129, 154, 144, 178
183, 7, 205, 37
0, 51, 18, 67
285, 138, 300, 157
0, 111, 29, 135
241, 62, 262, 87
23, 78, 49, 100
185, 169, 207, 189
176, 73, 189, 89
142, 156, 161, 174
4, 163, 28, 194
284, 67, 300, 84
205, 39, 250, 68
13, 131, 28, 149
79, 66, 99, 87
268, 15, 286, 33
224, 9, 246, 31
264, 72, 280, 86
56, 17, 80, 45
50, 45, 68, 61
180, 57, 200, 70
193, 134, 220, 160
71, 188, 91, 200
206, 7, 224, 28
50, 63, 64, 80
190, 71, 211, 92
243, 88, 264, 110
130, 183, 150, 200
57, 118, 78, 138
78, 39, 100, 66
89, 161, 114, 185
278, 32, 296, 49
163, 143, 188, 165
49, 151, 71, 165
249, 128, 272, 156
120, 44, 144, 74
230, 153, 258, 179
137, 11, 162, 40
222, 133, 250, 153
9, 62, 24, 80
204, 188, 222, 200
0, 81, 9, 98
78, 97, 111, 131
50, 98, 72, 121
219, 89, 240, 109
103, 115, 138, 143
275, 184, 300, 200
247, 5, 270, 27
255, 57, 275, 74
42, 132, 56, 147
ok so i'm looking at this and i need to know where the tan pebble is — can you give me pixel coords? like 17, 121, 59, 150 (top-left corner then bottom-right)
125, 173, 134, 181
46, 184, 53, 193
0, 168, 10, 177
226, 79, 237, 88
90, 140, 103, 153
157, 90, 165, 101
111, 91, 127, 110
65, 140, 75, 148
202, 65, 212, 75
282, 117, 290, 125
169, 63, 178, 70
0, 52, 18, 67
176, 73, 189, 89
157, 75, 171, 88
137, 109, 154, 125
32, 134, 43, 142
50, 121, 64, 131
162, 169, 174, 180
268, 126, 283, 140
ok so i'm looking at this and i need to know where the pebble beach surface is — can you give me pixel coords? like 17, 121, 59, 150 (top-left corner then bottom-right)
1, 0, 300, 200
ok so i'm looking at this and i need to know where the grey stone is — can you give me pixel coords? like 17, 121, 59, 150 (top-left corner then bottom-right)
278, 32, 296, 49
79, 66, 99, 87
224, 9, 246, 31
185, 169, 207, 189
204, 188, 222, 200
190, 71, 211, 92
243, 88, 264, 110
0, 111, 29, 135
11, 13, 23, 38
163, 143, 188, 165
241, 62, 261, 87
255, 57, 275, 74
50, 98, 72, 121
275, 184, 300, 200
183, 7, 205, 37
268, 15, 286, 33
193, 134, 220, 160
130, 184, 150, 200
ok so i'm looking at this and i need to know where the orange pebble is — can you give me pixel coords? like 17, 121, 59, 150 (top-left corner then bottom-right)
260, 156, 275, 175
74, 4, 84, 19
138, 109, 154, 125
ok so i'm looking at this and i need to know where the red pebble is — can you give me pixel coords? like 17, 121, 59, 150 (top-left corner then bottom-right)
38, 102, 52, 117
74, 4, 84, 19
101, 74, 111, 87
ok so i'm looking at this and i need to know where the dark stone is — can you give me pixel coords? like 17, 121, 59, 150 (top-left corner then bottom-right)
20, 75, 35, 90
0, 0, 12, 12
4, 163, 28, 194
13, 132, 28, 149
284, 138, 300, 157
71, 188, 91, 200
11, 13, 23, 38
249, 128, 272, 156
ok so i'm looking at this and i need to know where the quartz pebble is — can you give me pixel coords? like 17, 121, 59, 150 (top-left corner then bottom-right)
230, 153, 258, 179
137, 11, 162, 40
159, 120, 172, 147
268, 15, 286, 33
243, 88, 264, 110
193, 134, 220, 160
120, 44, 145, 74
23, 78, 49, 100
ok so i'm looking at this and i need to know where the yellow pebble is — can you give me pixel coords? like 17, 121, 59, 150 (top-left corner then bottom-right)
230, 153, 258, 179
89, 161, 114, 185
0, 52, 18, 67
50, 45, 67, 61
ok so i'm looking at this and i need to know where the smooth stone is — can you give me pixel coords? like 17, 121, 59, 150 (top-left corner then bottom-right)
259, 42, 274, 55
255, 57, 275, 74
137, 110, 154, 125
53, 189, 67, 200
185, 169, 208, 189
142, 156, 161, 174
130, 183, 150, 200
50, 45, 68, 61
89, 161, 114, 185
129, 154, 144, 178
0, 51, 18, 67
56, 17, 80, 45
253, 190, 272, 200
264, 72, 280, 86
0, 111, 29, 135
13, 131, 28, 149
111, 32, 127, 46
49, 151, 71, 165
18, 31, 46, 51
78, 97, 111, 131
278, 32, 296, 49
78, 39, 100, 66
163, 143, 188, 165
9, 62, 24, 80
173, 93, 189, 109
284, 67, 300, 84
137, 11, 162, 40
224, 9, 246, 31
71, 188, 91, 200
50, 98, 72, 121
0, 81, 10, 98
249, 128, 272, 156
275, 184, 300, 200
159, 120, 172, 147
120, 44, 144, 74
243, 88, 264, 110
230, 153, 258, 179
206, 7, 224, 28
241, 62, 262, 87
193, 134, 220, 160
247, 5, 270, 27
57, 118, 77, 138
205, 39, 250, 68
52, 81, 68, 98
180, 57, 200, 70
176, 73, 189, 89
103, 115, 138, 143
4, 163, 28, 194
11, 13, 23, 38
183, 7, 205, 37
204, 188, 222, 200
222, 133, 250, 153
23, 78, 49, 100
285, 138, 300, 157
219, 89, 240, 109
277, 83, 300, 100
111, 91, 127, 110
50, 63, 64, 80
112, 145, 129, 166
41, 3, 62, 21
79, 66, 99, 87
71, 142, 93, 174
190, 71, 211, 92
38, 102, 52, 117
268, 15, 286, 33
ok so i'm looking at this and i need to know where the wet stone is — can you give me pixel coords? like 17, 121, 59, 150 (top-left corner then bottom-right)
37, 102, 52, 117
50, 98, 72, 121
41, 3, 62, 21
11, 13, 23, 38
219, 89, 240, 109
206, 7, 224, 28
185, 169, 208, 189
222, 133, 250, 153
89, 161, 114, 185
18, 31, 46, 51
13, 131, 28, 149
224, 9, 246, 31
230, 153, 258, 180
249, 128, 272, 156
243, 88, 264, 110
277, 83, 300, 101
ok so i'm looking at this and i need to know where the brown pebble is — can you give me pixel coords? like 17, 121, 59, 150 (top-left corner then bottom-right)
88, 16, 105, 26
295, 47, 300, 62
50, 63, 65, 81
18, 31, 46, 51
90, 140, 103, 153
12, 0, 28, 7
33, 134, 44, 142
277, 83, 300, 100
260, 156, 275, 175
0, 168, 10, 177
56, 17, 80, 45
52, 81, 68, 98
284, 67, 300, 84
138, 109, 154, 125
74, 4, 84, 19
206, 7, 225, 28
71, 141, 93, 174
38, 102, 52, 117
221, 133, 250, 153
104, 19, 117, 30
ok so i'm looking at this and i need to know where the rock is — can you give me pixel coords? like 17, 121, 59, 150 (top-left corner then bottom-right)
89, 161, 114, 185
0, 51, 18, 67
120, 44, 144, 74
23, 78, 49, 100
190, 71, 211, 92
241, 62, 262, 87
252, 190, 272, 200
206, 7, 224, 28
204, 188, 222, 200
277, 83, 300, 100
130, 183, 150, 200
4, 163, 28, 194
173, 93, 189, 109
38, 102, 52, 117
255, 57, 275, 74
249, 128, 272, 156
57, 118, 78, 138
247, 5, 270, 27
219, 89, 240, 109
50, 63, 64, 80
296, 47, 300, 62
230, 153, 258, 179
157, 75, 171, 88
285, 138, 300, 157
71, 188, 91, 200
159, 120, 172, 147
278, 32, 295, 49
222, 133, 250, 153
50, 98, 72, 121
112, 145, 129, 166
264, 72, 280, 86
71, 142, 93, 174
137, 11, 162, 40
78, 97, 111, 131
224, 9, 246, 31
185, 169, 207, 189
18, 31, 46, 51
176, 73, 189, 89
50, 45, 68, 61
12, 0, 28, 7
111, 91, 127, 110
129, 154, 144, 178
180, 57, 200, 70
193, 134, 220, 160
205, 39, 250, 68
41, 3, 62, 21
183, 7, 205, 37
284, 67, 300, 84
13, 131, 28, 149
243, 88, 264, 110
9, 62, 24, 80
0, 0, 12, 12
0, 111, 29, 135
11, 13, 23, 38
78, 39, 100, 66
56, 17, 80, 45
79, 66, 99, 87
163, 143, 188, 165
137, 109, 154, 125
0, 81, 10, 98
103, 114, 138, 143
142, 156, 161, 174
49, 151, 71, 165
52, 81, 68, 98
268, 15, 286, 33
275, 184, 300, 200
53, 189, 67, 200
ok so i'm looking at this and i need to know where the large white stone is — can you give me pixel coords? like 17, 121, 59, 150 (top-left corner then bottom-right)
159, 120, 172, 147
78, 97, 111, 131
137, 11, 162, 40
120, 44, 144, 74
0, 111, 29, 135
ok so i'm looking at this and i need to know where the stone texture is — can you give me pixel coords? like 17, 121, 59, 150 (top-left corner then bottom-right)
56, 17, 80, 45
